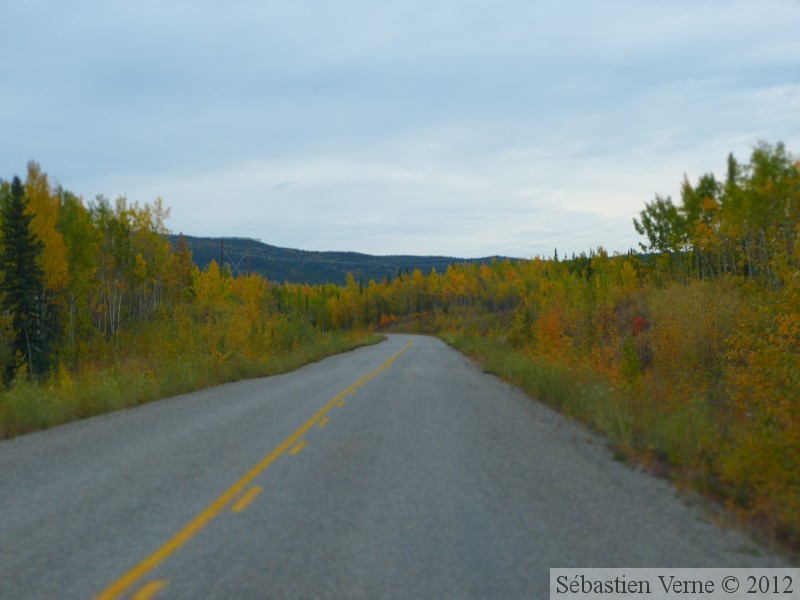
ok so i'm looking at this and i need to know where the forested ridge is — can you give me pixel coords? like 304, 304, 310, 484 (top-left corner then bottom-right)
171, 234, 500, 286
0, 141, 798, 550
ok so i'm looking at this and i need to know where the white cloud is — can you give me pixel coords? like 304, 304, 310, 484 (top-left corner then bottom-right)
2, 0, 799, 258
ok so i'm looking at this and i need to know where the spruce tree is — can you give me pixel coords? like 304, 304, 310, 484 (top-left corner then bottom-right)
0, 176, 48, 377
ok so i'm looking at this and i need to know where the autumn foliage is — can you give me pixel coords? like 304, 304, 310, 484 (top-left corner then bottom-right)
340, 142, 800, 548
0, 141, 798, 549
0, 162, 379, 437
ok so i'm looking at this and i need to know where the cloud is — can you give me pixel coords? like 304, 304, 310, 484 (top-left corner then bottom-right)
2, 0, 799, 258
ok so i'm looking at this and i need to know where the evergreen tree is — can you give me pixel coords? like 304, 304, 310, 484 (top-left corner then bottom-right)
0, 176, 49, 377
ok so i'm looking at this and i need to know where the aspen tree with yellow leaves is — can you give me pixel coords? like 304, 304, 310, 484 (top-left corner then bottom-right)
0, 144, 797, 549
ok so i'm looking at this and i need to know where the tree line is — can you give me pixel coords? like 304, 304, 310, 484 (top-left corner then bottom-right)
0, 163, 182, 380
1, 142, 798, 546
634, 141, 799, 285
1, 142, 797, 382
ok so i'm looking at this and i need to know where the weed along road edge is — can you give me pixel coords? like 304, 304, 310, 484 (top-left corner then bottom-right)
0, 335, 787, 599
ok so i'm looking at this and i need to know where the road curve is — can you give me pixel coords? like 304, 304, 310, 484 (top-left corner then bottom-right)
0, 334, 787, 599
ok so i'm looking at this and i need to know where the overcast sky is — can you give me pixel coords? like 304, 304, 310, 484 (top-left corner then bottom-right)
2, 0, 799, 258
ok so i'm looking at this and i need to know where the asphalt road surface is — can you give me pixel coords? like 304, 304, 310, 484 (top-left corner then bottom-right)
0, 334, 789, 599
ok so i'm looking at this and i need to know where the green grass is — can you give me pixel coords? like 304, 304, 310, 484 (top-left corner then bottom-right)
440, 330, 717, 475
441, 331, 620, 426
435, 315, 798, 556
0, 332, 385, 440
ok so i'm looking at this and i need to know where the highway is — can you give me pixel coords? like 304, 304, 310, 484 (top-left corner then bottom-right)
0, 334, 787, 599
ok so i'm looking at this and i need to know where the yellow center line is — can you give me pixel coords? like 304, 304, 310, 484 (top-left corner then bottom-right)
230, 486, 263, 514
289, 440, 307, 455
318, 417, 330, 427
131, 580, 167, 600
96, 340, 412, 600
337, 400, 346, 408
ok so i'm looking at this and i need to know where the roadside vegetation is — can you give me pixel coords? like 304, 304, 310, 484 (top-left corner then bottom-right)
0, 163, 381, 438
384, 142, 799, 551
1, 141, 797, 550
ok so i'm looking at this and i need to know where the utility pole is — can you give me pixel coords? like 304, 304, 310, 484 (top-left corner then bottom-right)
220, 238, 224, 268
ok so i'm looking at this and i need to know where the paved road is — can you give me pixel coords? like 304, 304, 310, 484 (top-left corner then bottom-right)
0, 334, 788, 598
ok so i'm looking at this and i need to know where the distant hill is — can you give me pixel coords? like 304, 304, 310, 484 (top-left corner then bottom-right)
167, 235, 507, 286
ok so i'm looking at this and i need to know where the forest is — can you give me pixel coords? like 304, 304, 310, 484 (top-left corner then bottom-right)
172, 234, 497, 286
0, 141, 798, 550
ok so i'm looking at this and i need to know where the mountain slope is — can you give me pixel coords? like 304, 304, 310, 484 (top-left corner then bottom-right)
169, 235, 506, 285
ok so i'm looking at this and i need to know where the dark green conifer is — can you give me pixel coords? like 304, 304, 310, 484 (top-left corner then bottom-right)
0, 176, 48, 377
